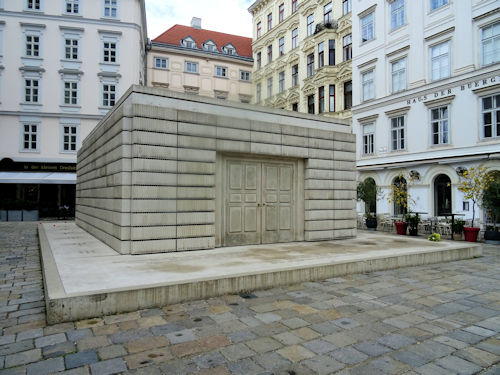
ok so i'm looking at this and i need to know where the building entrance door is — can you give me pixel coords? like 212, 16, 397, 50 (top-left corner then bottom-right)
225, 159, 295, 246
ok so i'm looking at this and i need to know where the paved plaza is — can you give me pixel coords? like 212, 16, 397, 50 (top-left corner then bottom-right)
0, 223, 499, 375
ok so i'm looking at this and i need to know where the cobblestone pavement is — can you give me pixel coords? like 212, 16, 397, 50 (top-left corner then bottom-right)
0, 222, 499, 375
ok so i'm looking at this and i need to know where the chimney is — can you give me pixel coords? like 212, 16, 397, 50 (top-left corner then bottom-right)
191, 17, 202, 29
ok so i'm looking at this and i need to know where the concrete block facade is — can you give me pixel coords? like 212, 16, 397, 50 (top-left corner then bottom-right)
76, 86, 355, 254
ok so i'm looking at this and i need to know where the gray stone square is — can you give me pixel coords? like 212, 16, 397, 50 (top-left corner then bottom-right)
26, 357, 64, 375
89, 358, 127, 375
435, 356, 482, 375
64, 350, 98, 369
302, 354, 345, 375
303, 339, 336, 354
165, 329, 196, 344
354, 341, 391, 357
220, 343, 256, 361
329, 346, 368, 365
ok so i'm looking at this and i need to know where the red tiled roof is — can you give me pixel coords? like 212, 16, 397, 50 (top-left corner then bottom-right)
152, 25, 252, 58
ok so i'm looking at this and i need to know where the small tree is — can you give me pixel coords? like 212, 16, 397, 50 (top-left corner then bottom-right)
457, 166, 494, 228
357, 178, 380, 215
387, 171, 418, 217
482, 173, 500, 230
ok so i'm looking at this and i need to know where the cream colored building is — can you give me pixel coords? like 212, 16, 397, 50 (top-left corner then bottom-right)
249, 0, 352, 119
147, 18, 253, 103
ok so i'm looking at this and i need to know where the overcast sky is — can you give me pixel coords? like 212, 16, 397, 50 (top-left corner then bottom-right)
145, 0, 254, 40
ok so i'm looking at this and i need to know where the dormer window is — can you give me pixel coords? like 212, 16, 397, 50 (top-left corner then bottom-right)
202, 40, 218, 53
182, 37, 196, 49
222, 44, 237, 56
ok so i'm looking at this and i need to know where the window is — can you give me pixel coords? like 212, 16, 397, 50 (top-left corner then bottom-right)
64, 38, 78, 60
257, 52, 262, 69
361, 70, 375, 101
185, 61, 198, 73
154, 57, 168, 69
291, 0, 297, 13
240, 70, 251, 81
292, 64, 298, 86
391, 57, 406, 93
307, 95, 314, 114
267, 44, 272, 63
430, 0, 448, 11
26, 0, 40, 10
102, 84, 116, 107
318, 86, 325, 114
279, 3, 284, 23
215, 66, 227, 77
344, 80, 352, 110
26, 34, 40, 57
279, 71, 285, 93
65, 0, 79, 14
267, 13, 273, 31
318, 42, 324, 68
24, 79, 39, 103
203, 41, 217, 52
103, 41, 117, 63
343, 0, 351, 15
22, 124, 38, 151
361, 12, 374, 42
267, 77, 273, 97
104, 0, 117, 17
391, 116, 405, 151
222, 44, 236, 55
292, 28, 298, 49
391, 0, 405, 30
363, 123, 375, 155
324, 2, 332, 24
343, 34, 352, 61
307, 14, 314, 36
328, 40, 335, 65
292, 102, 298, 111
431, 106, 449, 145
430, 41, 450, 81
307, 53, 314, 77
481, 22, 500, 66
62, 124, 77, 152
256, 83, 261, 102
182, 37, 196, 49
329, 85, 335, 112
64, 81, 78, 105
279, 37, 285, 56
481, 94, 500, 138
257, 22, 262, 38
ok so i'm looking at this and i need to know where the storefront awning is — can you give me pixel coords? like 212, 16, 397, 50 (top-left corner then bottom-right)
0, 172, 76, 184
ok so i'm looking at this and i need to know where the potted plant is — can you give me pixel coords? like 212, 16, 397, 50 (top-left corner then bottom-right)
357, 178, 380, 230
387, 171, 418, 235
457, 166, 494, 242
404, 212, 421, 236
451, 219, 465, 241
482, 174, 500, 244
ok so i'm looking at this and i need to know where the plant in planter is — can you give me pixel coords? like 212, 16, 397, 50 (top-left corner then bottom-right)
482, 174, 500, 244
357, 178, 381, 230
387, 171, 418, 235
457, 166, 494, 242
404, 212, 421, 236
451, 219, 465, 241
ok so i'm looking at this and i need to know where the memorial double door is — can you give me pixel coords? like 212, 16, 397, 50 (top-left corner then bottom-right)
225, 159, 295, 246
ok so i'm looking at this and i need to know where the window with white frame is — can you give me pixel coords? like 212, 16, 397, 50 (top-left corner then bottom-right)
267, 77, 273, 97
104, 0, 118, 17
481, 22, 500, 66
324, 2, 332, 24
279, 37, 285, 56
362, 123, 375, 155
64, 38, 78, 60
292, 28, 298, 49
154, 57, 168, 69
391, 57, 406, 93
203, 40, 217, 52
329, 84, 335, 112
343, 0, 351, 15
430, 41, 450, 81
240, 70, 251, 81
481, 93, 500, 138
267, 13, 273, 31
307, 53, 314, 77
361, 12, 374, 42
361, 69, 374, 101
65, 0, 79, 14
215, 66, 227, 77
307, 14, 314, 36
63, 80, 78, 105
182, 37, 196, 49
279, 3, 284, 23
430, 0, 448, 11
256, 83, 261, 102
61, 124, 77, 152
26, 34, 40, 57
279, 71, 284, 93
185, 61, 198, 73
431, 106, 449, 145
24, 79, 39, 103
343, 34, 352, 61
391, 115, 405, 151
318, 86, 325, 113
26, 0, 41, 11
257, 22, 262, 38
103, 40, 117, 63
102, 83, 116, 107
292, 64, 298, 86
223, 44, 236, 55
21, 123, 39, 151
267, 44, 272, 63
390, 0, 405, 30
318, 42, 324, 68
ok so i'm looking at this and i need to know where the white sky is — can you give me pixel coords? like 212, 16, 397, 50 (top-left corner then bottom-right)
145, 0, 255, 40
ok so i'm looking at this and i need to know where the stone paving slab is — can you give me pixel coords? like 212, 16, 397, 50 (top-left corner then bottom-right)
0, 222, 498, 374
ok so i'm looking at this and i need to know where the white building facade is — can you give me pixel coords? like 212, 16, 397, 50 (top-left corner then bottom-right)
0, 0, 147, 216
352, 0, 500, 223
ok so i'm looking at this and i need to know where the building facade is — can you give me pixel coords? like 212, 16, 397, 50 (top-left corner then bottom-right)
147, 19, 253, 103
0, 0, 147, 217
352, 0, 500, 223
248, 0, 352, 119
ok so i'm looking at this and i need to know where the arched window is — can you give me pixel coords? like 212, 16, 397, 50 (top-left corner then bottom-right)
434, 174, 451, 216
393, 176, 407, 215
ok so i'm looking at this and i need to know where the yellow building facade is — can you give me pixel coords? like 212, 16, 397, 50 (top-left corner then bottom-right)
249, 0, 352, 119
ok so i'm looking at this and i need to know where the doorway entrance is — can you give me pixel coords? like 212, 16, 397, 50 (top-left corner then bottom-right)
434, 174, 451, 216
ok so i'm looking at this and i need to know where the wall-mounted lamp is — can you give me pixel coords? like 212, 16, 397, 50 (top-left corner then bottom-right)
456, 166, 467, 176
410, 170, 420, 180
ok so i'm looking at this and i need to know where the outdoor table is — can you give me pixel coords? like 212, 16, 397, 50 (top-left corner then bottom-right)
441, 213, 465, 240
